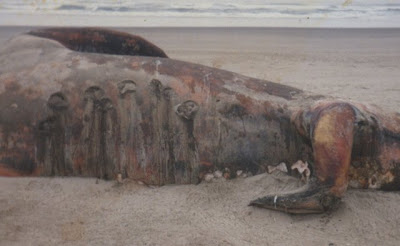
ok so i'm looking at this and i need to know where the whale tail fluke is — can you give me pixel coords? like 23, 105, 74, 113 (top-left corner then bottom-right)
249, 183, 341, 214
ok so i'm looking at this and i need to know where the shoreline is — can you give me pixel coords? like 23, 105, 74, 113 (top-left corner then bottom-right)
2, 25, 400, 29
1, 12, 399, 28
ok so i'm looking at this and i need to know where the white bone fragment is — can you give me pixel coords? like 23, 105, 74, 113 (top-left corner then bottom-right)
214, 170, 223, 178
204, 173, 214, 182
291, 160, 311, 182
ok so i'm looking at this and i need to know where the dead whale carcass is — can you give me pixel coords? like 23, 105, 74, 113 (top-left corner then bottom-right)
0, 28, 399, 214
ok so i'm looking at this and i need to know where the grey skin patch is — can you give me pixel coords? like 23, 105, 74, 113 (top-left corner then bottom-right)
175, 100, 199, 120
162, 88, 173, 101
150, 79, 163, 98
117, 80, 136, 96
84, 86, 105, 102
47, 92, 69, 111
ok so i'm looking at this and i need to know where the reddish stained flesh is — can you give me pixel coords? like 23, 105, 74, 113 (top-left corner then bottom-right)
0, 29, 399, 195
0, 165, 22, 177
311, 104, 355, 196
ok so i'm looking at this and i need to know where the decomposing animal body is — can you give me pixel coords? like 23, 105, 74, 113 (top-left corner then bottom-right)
0, 28, 399, 214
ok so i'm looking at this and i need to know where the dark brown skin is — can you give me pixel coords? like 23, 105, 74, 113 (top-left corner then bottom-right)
0, 28, 399, 214
28, 27, 168, 58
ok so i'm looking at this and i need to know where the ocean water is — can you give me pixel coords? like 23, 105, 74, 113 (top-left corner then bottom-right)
0, 0, 399, 27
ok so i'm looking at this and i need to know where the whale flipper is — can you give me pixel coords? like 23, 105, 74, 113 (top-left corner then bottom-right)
249, 182, 341, 214
250, 103, 356, 213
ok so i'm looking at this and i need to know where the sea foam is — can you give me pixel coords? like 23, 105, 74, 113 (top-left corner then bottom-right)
0, 0, 399, 27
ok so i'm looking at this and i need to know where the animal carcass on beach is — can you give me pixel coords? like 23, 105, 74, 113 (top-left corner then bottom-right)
0, 28, 399, 214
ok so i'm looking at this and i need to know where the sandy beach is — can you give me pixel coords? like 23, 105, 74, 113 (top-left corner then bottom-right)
0, 27, 399, 246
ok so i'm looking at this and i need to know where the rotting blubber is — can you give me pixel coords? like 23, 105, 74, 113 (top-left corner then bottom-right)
0, 28, 399, 214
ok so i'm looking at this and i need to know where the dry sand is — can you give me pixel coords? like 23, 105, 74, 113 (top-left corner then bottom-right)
0, 27, 399, 246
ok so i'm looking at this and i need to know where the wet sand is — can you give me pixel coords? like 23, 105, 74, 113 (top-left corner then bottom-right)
0, 27, 399, 246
